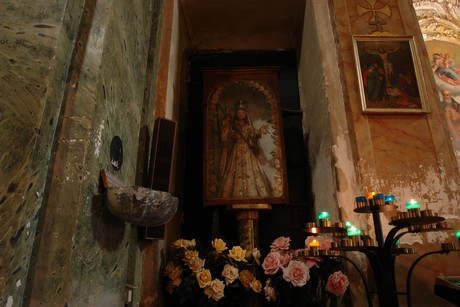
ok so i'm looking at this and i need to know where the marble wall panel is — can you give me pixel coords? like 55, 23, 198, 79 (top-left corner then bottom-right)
0, 0, 157, 305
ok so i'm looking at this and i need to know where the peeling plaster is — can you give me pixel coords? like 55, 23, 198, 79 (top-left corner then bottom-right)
400, 233, 424, 245
425, 231, 451, 244
93, 122, 105, 157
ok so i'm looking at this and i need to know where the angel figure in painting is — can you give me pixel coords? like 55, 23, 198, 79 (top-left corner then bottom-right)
217, 100, 274, 198
432, 53, 460, 86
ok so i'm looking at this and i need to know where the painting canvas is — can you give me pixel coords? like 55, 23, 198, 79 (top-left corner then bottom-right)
203, 69, 288, 206
425, 40, 460, 161
353, 35, 429, 113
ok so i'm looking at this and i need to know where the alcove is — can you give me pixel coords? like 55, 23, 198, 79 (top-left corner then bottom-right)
181, 50, 312, 252
174, 0, 340, 252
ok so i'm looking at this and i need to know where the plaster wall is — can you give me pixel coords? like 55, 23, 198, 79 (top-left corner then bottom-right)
329, 0, 460, 305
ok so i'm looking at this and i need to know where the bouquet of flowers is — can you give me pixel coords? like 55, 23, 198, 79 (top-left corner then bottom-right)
262, 236, 350, 307
163, 238, 262, 306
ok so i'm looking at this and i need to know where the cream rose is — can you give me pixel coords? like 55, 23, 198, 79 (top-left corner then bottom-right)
184, 250, 199, 263
196, 269, 212, 288
249, 279, 262, 293
247, 248, 262, 265
211, 238, 228, 253
187, 256, 205, 273
171, 239, 196, 249
228, 246, 247, 262
204, 279, 225, 301
221, 264, 239, 285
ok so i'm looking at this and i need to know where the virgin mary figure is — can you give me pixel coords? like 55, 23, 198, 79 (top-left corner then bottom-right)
217, 100, 274, 198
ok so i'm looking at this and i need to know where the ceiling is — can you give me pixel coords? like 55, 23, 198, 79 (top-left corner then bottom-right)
179, 0, 306, 51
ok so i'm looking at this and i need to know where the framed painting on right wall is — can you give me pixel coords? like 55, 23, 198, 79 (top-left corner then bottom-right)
353, 35, 429, 114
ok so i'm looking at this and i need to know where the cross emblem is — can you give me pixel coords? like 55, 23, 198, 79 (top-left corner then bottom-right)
357, 0, 392, 32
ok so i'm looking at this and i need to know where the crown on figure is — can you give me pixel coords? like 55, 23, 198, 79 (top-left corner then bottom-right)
235, 99, 248, 110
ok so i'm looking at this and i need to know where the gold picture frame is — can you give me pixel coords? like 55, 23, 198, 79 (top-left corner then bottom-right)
202, 68, 289, 206
353, 35, 429, 114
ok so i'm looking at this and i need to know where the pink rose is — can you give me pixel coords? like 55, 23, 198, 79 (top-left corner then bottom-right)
325, 271, 349, 296
282, 260, 310, 287
263, 282, 277, 302
270, 236, 291, 251
304, 258, 319, 269
262, 251, 282, 275
319, 236, 333, 250
279, 252, 292, 267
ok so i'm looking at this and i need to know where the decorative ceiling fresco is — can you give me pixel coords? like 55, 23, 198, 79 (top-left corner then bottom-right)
413, 0, 460, 44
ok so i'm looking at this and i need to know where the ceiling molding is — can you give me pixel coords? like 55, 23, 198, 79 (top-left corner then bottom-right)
413, 0, 460, 44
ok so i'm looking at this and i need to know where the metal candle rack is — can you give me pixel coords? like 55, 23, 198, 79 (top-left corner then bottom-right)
304, 195, 458, 307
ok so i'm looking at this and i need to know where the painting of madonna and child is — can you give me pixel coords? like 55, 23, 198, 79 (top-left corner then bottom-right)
353, 36, 429, 113
203, 74, 288, 206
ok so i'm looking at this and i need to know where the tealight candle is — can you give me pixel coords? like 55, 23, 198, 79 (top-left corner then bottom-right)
367, 192, 376, 206
309, 239, 320, 256
309, 239, 320, 247
405, 199, 420, 210
373, 193, 385, 206
347, 226, 361, 236
385, 194, 395, 204
318, 211, 332, 227
355, 196, 367, 208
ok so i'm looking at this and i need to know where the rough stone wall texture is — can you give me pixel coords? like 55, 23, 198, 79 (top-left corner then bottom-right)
0, 0, 157, 306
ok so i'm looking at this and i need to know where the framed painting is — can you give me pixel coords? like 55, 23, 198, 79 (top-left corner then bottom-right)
202, 68, 289, 206
352, 35, 429, 114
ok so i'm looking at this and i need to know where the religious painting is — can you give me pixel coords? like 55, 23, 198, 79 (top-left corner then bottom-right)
203, 68, 289, 206
353, 35, 429, 114
425, 40, 460, 160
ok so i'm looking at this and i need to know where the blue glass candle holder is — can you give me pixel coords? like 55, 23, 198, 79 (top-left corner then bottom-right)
373, 193, 385, 206
355, 196, 368, 208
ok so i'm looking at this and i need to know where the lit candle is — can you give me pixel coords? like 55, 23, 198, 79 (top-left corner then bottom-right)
347, 226, 361, 236
456, 230, 460, 239
405, 199, 420, 210
367, 192, 376, 206
344, 221, 353, 228
385, 194, 395, 204
318, 211, 332, 227
309, 239, 320, 248
309, 238, 320, 256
